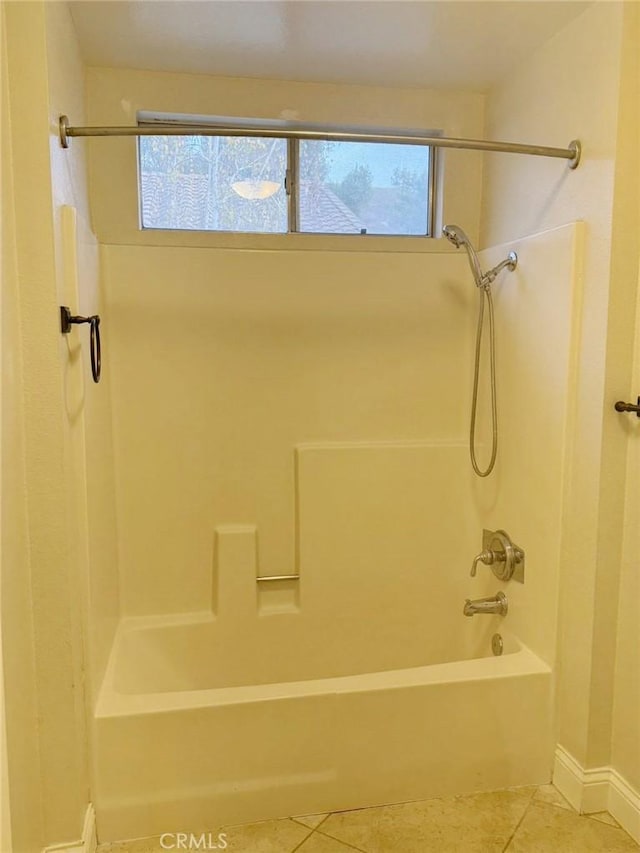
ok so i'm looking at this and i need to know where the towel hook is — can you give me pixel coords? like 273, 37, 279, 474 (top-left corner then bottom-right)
60, 306, 101, 383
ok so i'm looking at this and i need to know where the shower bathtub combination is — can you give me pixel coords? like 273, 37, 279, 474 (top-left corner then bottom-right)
88, 213, 581, 841
65, 93, 580, 841
88, 212, 581, 842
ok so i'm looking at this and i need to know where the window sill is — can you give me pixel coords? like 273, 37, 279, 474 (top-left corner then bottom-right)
112, 229, 451, 254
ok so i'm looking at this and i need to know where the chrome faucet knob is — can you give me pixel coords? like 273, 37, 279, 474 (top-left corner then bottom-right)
470, 529, 526, 582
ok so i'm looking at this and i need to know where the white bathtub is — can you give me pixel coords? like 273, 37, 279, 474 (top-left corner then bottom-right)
93, 615, 553, 842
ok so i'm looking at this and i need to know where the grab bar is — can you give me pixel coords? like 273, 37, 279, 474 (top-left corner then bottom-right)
256, 574, 300, 583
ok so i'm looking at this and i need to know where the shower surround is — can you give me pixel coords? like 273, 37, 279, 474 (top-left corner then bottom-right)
88, 224, 582, 840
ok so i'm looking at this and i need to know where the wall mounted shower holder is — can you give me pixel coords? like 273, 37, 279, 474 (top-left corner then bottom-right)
471, 529, 525, 583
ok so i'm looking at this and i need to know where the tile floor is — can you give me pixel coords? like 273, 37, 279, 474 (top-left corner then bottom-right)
97, 785, 639, 852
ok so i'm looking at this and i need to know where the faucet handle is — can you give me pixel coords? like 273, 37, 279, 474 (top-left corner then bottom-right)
471, 549, 495, 577
470, 529, 525, 582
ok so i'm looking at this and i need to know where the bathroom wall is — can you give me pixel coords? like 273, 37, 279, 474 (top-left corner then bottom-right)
85, 66, 485, 248
473, 223, 583, 666
2, 2, 118, 849
1, 6, 44, 850
613, 286, 640, 794
3, 3, 91, 847
46, 0, 121, 709
482, 0, 638, 800
0, 663, 10, 853
611, 0, 640, 799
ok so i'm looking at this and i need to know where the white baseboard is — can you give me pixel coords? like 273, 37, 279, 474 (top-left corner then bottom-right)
553, 746, 610, 812
553, 745, 640, 844
608, 768, 640, 846
43, 804, 97, 853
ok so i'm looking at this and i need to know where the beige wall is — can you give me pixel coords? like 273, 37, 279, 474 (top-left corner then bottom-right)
84, 66, 485, 250
45, 1, 121, 709
1, 6, 44, 850
0, 18, 13, 835
3, 1, 89, 845
0, 665, 11, 853
611, 2, 640, 795
613, 276, 640, 791
483, 0, 638, 788
473, 223, 583, 666
2, 1, 118, 848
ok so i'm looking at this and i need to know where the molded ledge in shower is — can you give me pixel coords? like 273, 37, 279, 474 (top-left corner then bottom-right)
214, 524, 300, 616
213, 525, 258, 621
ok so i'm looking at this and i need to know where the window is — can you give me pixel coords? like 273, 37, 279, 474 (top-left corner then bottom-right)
140, 135, 288, 233
298, 140, 430, 236
138, 121, 435, 237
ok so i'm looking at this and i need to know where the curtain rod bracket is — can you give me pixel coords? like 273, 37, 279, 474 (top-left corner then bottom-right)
568, 139, 581, 169
59, 115, 70, 148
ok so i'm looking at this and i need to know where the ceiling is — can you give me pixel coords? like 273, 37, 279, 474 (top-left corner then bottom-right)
69, 1, 590, 92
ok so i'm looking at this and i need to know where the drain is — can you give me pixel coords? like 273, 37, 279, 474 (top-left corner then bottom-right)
492, 633, 504, 656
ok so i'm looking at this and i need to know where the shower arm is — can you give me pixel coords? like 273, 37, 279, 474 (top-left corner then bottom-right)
481, 252, 519, 287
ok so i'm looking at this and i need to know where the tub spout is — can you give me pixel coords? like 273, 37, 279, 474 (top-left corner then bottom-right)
463, 591, 508, 617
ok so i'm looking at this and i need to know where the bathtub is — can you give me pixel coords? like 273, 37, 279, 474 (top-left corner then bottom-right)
93, 614, 553, 842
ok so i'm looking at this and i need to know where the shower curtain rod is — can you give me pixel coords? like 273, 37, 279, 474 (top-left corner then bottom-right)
58, 116, 581, 168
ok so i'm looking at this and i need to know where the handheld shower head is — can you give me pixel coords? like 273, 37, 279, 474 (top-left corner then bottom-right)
442, 224, 467, 249
443, 224, 483, 288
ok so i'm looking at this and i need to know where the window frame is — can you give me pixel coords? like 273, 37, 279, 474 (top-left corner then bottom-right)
137, 116, 437, 238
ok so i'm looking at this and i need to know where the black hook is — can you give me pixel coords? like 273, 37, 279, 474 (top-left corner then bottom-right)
60, 306, 101, 383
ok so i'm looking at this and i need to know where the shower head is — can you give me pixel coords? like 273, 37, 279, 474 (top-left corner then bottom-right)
443, 224, 484, 287
444, 223, 518, 289
442, 224, 469, 249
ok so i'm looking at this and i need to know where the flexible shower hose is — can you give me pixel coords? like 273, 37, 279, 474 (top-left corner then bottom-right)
470, 284, 497, 477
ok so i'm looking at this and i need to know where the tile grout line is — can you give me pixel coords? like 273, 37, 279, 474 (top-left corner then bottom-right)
289, 822, 317, 853
501, 787, 538, 852
312, 823, 370, 852
289, 813, 369, 852
291, 814, 331, 832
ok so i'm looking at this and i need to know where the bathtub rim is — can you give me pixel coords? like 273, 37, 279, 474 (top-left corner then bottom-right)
96, 615, 551, 718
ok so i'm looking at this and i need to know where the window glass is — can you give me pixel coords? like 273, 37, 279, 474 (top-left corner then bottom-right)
139, 135, 287, 233
138, 127, 433, 236
298, 140, 430, 235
